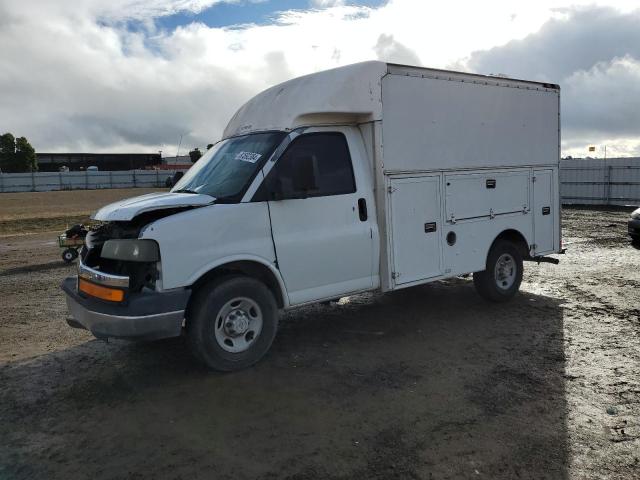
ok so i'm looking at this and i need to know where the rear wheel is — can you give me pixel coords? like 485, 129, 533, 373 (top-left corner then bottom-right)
186, 276, 278, 371
473, 240, 523, 302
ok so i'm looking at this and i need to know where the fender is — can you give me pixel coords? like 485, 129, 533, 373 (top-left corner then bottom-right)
186, 254, 290, 308
486, 228, 531, 263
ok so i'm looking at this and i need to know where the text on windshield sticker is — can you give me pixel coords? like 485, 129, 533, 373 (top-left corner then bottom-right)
235, 151, 262, 163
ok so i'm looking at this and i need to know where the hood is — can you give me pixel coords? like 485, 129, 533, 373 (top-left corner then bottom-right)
92, 192, 215, 222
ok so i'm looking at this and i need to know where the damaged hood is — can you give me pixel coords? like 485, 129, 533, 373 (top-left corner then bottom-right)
92, 192, 215, 221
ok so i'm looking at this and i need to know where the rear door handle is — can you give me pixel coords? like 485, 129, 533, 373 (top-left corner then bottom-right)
358, 198, 368, 221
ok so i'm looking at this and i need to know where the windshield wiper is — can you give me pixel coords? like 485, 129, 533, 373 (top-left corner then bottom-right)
213, 195, 236, 203
173, 188, 199, 194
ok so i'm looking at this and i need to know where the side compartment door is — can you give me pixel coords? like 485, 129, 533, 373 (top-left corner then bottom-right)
389, 176, 442, 285
533, 169, 555, 254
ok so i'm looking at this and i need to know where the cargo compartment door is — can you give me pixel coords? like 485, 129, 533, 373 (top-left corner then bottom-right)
533, 169, 555, 254
389, 176, 442, 285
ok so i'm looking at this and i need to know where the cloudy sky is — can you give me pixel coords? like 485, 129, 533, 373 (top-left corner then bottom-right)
1, 0, 639, 158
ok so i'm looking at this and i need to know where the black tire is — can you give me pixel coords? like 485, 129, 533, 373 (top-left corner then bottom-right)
62, 248, 78, 263
473, 240, 523, 302
186, 276, 278, 371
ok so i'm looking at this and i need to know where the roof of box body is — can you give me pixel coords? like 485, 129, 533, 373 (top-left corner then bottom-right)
223, 61, 387, 139
222, 61, 559, 139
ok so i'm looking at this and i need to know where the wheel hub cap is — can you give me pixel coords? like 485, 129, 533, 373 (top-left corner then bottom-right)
225, 310, 250, 336
214, 297, 263, 353
494, 253, 516, 290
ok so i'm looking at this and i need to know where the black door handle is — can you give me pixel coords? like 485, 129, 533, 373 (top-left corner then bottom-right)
358, 198, 368, 221
424, 222, 437, 233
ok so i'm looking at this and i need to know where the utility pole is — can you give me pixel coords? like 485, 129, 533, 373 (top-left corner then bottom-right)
176, 134, 183, 161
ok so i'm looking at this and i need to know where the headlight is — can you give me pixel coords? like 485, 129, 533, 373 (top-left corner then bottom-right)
101, 239, 159, 262
631, 210, 640, 220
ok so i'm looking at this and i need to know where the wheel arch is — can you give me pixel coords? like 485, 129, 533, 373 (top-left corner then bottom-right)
489, 229, 531, 262
189, 257, 288, 309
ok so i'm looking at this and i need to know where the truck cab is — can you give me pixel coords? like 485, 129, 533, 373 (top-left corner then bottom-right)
62, 61, 561, 371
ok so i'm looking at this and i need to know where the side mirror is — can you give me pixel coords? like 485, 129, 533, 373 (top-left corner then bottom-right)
292, 155, 317, 195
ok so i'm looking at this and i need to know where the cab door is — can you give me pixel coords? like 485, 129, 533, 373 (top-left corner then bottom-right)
254, 128, 375, 305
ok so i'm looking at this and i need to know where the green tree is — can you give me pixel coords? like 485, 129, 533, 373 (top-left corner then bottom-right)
189, 147, 202, 163
0, 133, 37, 172
206, 143, 214, 150
16, 137, 38, 172
0, 133, 16, 172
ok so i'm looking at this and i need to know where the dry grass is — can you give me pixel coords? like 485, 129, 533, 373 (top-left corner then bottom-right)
0, 188, 167, 235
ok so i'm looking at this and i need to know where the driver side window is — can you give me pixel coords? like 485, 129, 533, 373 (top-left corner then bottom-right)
254, 132, 356, 201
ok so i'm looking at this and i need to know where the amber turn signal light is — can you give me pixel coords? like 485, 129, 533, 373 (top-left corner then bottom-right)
78, 278, 125, 302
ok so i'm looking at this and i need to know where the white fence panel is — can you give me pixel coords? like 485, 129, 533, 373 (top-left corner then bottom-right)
1, 173, 32, 192
560, 158, 640, 206
0, 170, 177, 193
69, 172, 88, 190
109, 171, 130, 188
133, 170, 162, 188
32, 172, 61, 191
87, 171, 112, 189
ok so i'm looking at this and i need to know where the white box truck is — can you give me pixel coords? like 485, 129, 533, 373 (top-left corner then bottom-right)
62, 61, 561, 371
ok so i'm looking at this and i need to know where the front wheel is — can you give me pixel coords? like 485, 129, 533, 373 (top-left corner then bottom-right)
473, 240, 523, 302
186, 276, 278, 371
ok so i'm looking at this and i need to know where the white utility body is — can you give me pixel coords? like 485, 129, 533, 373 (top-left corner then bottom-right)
63, 61, 561, 371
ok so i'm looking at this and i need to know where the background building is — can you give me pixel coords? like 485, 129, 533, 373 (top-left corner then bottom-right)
159, 155, 192, 170
37, 153, 161, 172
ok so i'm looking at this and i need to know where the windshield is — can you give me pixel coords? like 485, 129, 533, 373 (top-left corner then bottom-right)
171, 131, 287, 201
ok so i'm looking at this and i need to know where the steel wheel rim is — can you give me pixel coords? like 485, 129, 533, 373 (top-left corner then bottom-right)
494, 253, 516, 290
213, 297, 263, 353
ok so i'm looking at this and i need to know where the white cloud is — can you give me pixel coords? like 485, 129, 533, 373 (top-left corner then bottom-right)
310, 0, 345, 7
374, 34, 421, 65
1, 0, 639, 156
562, 55, 640, 157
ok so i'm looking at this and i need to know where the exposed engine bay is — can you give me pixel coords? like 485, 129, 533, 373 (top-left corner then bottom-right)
81, 208, 192, 293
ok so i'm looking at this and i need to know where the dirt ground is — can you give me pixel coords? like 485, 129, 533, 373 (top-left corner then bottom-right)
0, 195, 639, 479
0, 188, 165, 236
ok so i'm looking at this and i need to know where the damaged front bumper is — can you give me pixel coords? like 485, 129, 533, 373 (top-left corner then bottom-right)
61, 259, 190, 341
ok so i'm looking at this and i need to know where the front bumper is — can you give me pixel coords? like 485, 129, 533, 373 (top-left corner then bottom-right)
629, 219, 640, 238
62, 276, 190, 341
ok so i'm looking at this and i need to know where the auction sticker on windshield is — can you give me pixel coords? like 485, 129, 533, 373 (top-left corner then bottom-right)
235, 151, 262, 163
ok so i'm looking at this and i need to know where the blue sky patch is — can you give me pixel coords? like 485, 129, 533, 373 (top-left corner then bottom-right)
156, 0, 386, 31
